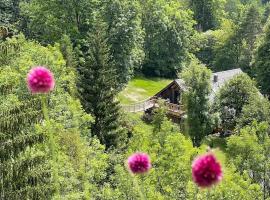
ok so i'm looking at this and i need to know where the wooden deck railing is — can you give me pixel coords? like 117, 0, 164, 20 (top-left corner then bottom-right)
121, 98, 185, 117
121, 98, 156, 113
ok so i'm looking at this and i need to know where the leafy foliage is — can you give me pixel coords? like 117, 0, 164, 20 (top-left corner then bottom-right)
190, 0, 224, 31
227, 122, 270, 199
237, 95, 270, 128
181, 60, 213, 146
104, 0, 144, 88
253, 19, 270, 96
141, 0, 196, 77
215, 73, 259, 129
213, 4, 262, 72
2, 1, 270, 199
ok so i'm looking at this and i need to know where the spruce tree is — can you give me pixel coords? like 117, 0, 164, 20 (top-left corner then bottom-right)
78, 21, 126, 149
253, 21, 270, 96
0, 39, 52, 199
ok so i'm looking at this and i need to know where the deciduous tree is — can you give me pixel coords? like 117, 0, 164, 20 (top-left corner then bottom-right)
181, 60, 213, 146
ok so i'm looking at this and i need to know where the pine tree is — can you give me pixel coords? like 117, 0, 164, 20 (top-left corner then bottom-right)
253, 20, 270, 96
78, 21, 126, 149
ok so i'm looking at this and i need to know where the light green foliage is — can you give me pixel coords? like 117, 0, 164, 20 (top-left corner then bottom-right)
126, 113, 196, 199
227, 122, 270, 198
107, 111, 263, 199
141, 0, 196, 77
213, 4, 262, 72
36, 121, 109, 200
215, 73, 259, 129
181, 60, 213, 146
0, 35, 100, 199
1, 1, 270, 199
152, 100, 167, 133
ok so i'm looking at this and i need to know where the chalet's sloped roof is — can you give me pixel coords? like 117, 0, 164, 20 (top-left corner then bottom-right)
175, 79, 187, 90
209, 68, 243, 101
156, 68, 243, 101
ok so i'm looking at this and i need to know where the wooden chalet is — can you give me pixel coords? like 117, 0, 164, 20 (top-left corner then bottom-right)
149, 68, 243, 120
122, 68, 243, 122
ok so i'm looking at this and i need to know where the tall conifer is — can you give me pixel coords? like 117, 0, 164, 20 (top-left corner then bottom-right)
78, 21, 126, 148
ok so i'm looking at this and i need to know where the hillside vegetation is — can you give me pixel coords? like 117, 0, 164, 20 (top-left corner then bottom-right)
1, 0, 270, 199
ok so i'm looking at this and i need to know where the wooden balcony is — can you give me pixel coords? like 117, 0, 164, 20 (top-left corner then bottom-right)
164, 102, 185, 118
121, 98, 185, 118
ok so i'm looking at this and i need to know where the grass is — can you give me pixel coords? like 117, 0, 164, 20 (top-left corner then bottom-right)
118, 76, 172, 104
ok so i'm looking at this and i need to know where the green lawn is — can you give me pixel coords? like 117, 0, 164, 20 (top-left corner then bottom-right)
118, 76, 172, 104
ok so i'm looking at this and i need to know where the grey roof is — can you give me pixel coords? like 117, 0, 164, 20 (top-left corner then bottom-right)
175, 79, 187, 91
175, 68, 243, 101
210, 68, 243, 101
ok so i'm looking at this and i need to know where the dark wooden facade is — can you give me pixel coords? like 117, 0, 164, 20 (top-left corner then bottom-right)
149, 80, 186, 120
154, 80, 185, 105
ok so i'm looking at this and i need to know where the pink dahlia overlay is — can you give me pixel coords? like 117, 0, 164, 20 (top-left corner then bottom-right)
27, 66, 55, 94
192, 153, 223, 188
127, 153, 151, 174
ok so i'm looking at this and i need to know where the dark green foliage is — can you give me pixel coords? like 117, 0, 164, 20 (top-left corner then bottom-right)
20, 0, 97, 43
0, 0, 20, 26
215, 73, 259, 129
196, 31, 217, 68
0, 0, 27, 40
253, 21, 270, 96
78, 22, 127, 148
59, 34, 76, 68
141, 0, 195, 77
104, 0, 144, 88
238, 5, 262, 73
213, 34, 242, 71
181, 60, 213, 146
190, 0, 217, 31
237, 95, 270, 128
22, 0, 144, 88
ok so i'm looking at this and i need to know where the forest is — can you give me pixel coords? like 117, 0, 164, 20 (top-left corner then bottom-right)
1, 0, 270, 199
